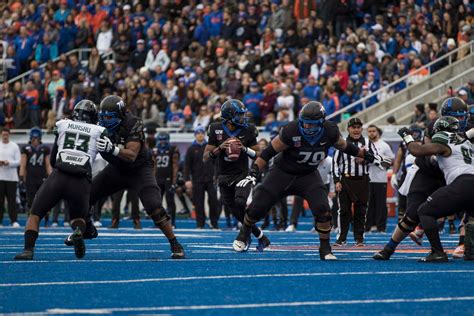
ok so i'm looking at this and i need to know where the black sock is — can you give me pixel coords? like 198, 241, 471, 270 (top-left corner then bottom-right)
424, 228, 444, 253
320, 238, 330, 249
386, 238, 400, 251
251, 225, 263, 239
24, 230, 39, 251
459, 235, 465, 246
169, 237, 178, 245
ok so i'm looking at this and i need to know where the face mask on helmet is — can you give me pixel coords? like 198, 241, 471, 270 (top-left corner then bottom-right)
230, 109, 249, 128
29, 128, 42, 141
445, 111, 467, 131
299, 117, 325, 136
99, 111, 122, 132
155, 134, 170, 150
434, 116, 459, 134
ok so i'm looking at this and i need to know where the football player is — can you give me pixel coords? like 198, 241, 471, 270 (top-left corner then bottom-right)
203, 99, 270, 251
374, 97, 468, 260
232, 101, 390, 260
397, 116, 474, 262
19, 127, 52, 219
14, 100, 105, 260
152, 132, 179, 227
65, 95, 185, 259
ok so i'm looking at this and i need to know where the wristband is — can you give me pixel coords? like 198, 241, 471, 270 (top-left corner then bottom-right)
242, 147, 257, 159
112, 146, 120, 156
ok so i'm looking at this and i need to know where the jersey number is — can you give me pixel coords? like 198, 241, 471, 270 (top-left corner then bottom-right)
29, 153, 44, 166
296, 151, 325, 165
461, 147, 473, 164
156, 155, 170, 168
63, 132, 90, 153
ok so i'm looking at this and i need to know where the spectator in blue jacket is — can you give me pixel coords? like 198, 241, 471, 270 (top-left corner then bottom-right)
35, 34, 58, 64
204, 3, 223, 38
15, 27, 36, 73
302, 75, 321, 101
243, 82, 264, 125
54, 0, 71, 23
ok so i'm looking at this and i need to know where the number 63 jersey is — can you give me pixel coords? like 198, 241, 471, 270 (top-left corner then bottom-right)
431, 131, 474, 185
274, 120, 340, 175
54, 119, 107, 178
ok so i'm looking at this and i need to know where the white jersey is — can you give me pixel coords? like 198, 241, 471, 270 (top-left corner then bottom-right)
54, 119, 106, 176
318, 156, 332, 185
431, 131, 474, 185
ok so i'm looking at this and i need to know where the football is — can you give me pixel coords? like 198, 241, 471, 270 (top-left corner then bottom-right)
226, 139, 241, 161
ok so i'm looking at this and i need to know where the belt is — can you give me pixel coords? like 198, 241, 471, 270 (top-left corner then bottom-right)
343, 174, 367, 180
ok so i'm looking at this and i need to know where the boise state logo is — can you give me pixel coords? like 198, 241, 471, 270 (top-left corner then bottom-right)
293, 136, 301, 147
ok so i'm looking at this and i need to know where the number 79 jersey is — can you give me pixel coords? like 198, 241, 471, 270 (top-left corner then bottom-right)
274, 120, 340, 175
431, 131, 474, 185
54, 119, 107, 177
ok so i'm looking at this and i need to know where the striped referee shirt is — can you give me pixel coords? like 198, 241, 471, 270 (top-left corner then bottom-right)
332, 136, 377, 182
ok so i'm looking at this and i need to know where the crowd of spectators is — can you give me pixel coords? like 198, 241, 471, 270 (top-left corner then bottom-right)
0, 0, 473, 132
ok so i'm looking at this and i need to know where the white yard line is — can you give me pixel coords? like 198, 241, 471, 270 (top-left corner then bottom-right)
1, 270, 472, 287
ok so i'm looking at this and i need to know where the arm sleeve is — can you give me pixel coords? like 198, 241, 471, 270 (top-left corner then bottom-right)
207, 124, 218, 146
125, 119, 145, 143
50, 137, 59, 167
431, 132, 450, 145
278, 125, 292, 146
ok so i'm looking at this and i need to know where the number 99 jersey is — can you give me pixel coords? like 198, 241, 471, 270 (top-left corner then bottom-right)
54, 119, 107, 178
274, 120, 340, 175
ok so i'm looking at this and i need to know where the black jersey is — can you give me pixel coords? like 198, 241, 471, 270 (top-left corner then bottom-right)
275, 120, 340, 175
101, 112, 151, 171
414, 121, 444, 180
21, 144, 50, 182
152, 145, 178, 181
208, 122, 258, 182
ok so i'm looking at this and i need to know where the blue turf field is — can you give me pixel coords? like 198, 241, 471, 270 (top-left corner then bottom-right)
0, 217, 473, 315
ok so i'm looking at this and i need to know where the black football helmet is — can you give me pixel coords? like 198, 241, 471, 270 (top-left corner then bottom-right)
155, 131, 170, 150
99, 95, 127, 132
433, 116, 460, 134
221, 99, 249, 128
73, 99, 98, 124
408, 124, 424, 141
298, 101, 326, 136
440, 97, 468, 131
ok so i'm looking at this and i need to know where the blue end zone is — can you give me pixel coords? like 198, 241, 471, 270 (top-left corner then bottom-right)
0, 217, 473, 315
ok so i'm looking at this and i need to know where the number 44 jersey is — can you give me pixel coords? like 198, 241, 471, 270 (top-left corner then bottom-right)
54, 119, 107, 178
275, 120, 340, 175
431, 131, 474, 185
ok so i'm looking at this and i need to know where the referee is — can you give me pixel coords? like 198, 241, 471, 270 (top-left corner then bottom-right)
332, 118, 374, 247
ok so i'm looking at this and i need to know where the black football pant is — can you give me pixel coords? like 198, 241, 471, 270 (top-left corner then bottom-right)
246, 166, 331, 228
157, 180, 176, 226
111, 189, 140, 220
337, 176, 369, 243
366, 182, 388, 232
0, 181, 18, 224
30, 170, 89, 223
193, 181, 219, 228
418, 175, 474, 253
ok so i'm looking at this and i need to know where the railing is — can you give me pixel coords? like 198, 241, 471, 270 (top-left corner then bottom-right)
6, 48, 115, 86
327, 40, 474, 121
365, 68, 473, 126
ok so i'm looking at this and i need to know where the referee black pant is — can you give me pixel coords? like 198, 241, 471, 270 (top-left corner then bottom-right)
0, 180, 18, 224
193, 181, 219, 228
111, 189, 140, 220
366, 182, 388, 232
337, 176, 369, 243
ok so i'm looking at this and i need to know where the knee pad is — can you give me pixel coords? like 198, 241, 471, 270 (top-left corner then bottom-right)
150, 207, 171, 227
243, 213, 257, 227
315, 221, 331, 234
398, 215, 418, 233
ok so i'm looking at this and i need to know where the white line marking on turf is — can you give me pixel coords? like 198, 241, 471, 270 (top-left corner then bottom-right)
1, 270, 472, 287
0, 232, 219, 238
40, 296, 474, 313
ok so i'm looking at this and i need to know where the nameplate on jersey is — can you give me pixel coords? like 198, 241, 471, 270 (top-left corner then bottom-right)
59, 152, 89, 166
292, 136, 301, 147
215, 129, 223, 141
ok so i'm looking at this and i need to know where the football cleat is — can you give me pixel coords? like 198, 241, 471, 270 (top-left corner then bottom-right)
409, 227, 424, 246
170, 241, 185, 259
449, 223, 457, 235
373, 247, 394, 260
94, 221, 102, 227
332, 240, 347, 247
285, 224, 296, 232
256, 235, 271, 252
354, 241, 365, 247
133, 218, 142, 230
453, 244, 464, 259
233, 239, 251, 252
108, 218, 119, 229
418, 251, 449, 263
13, 250, 34, 260
64, 234, 73, 246
72, 228, 86, 259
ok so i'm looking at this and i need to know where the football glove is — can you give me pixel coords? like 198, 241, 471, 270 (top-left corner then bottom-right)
390, 173, 398, 189
168, 183, 177, 194
397, 127, 415, 145
364, 150, 392, 170
236, 175, 256, 188
96, 136, 116, 154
